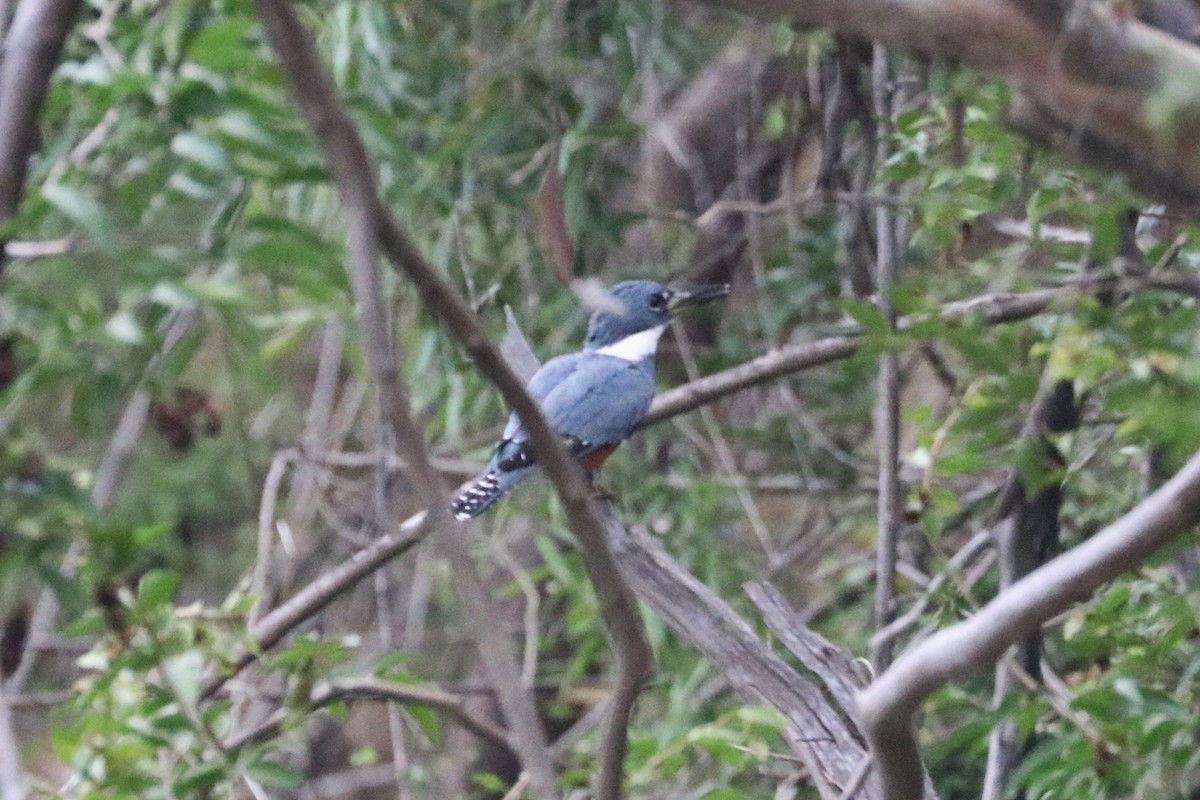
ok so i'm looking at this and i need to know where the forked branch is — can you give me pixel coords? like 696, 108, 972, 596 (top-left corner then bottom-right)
857, 449, 1200, 800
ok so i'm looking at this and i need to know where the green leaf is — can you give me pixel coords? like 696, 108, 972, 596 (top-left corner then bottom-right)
163, 650, 205, 708
42, 183, 114, 251
836, 297, 890, 337
137, 570, 180, 609
702, 789, 750, 800
171, 132, 233, 173
349, 746, 378, 767
406, 703, 441, 744
934, 450, 987, 476
172, 762, 226, 796
187, 17, 255, 71
244, 759, 302, 789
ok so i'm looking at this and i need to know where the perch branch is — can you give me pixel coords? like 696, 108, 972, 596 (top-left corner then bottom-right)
252, 3, 650, 796
600, 506, 895, 800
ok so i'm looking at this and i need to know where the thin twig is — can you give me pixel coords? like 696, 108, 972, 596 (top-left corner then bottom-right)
643, 275, 1199, 427
201, 508, 433, 699
868, 529, 994, 653
227, 677, 514, 755
870, 43, 902, 672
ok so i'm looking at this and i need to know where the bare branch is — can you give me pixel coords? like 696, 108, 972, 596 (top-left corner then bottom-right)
711, 0, 1200, 204
645, 276, 1200, 428
228, 677, 514, 755
0, 0, 81, 270
252, 3, 651, 796
603, 508, 897, 800
0, 689, 25, 800
202, 509, 432, 699
870, 43, 902, 671
857, 448, 1200, 800
745, 582, 868, 727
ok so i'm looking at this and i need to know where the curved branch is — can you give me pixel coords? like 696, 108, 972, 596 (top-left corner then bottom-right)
644, 285, 1075, 426
856, 449, 1200, 800
713, 0, 1200, 204
251, 3, 651, 797
228, 677, 514, 756
0, 0, 81, 269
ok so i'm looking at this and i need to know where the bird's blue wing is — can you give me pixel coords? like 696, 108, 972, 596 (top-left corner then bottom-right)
539, 355, 656, 449
500, 353, 583, 442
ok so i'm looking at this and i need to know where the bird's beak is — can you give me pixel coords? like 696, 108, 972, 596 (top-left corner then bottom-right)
666, 284, 730, 314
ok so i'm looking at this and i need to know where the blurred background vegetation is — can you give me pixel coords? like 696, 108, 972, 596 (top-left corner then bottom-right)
3, 0, 1200, 798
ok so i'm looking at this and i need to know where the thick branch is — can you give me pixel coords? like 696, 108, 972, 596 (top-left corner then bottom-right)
857, 448, 1200, 800
601, 506, 892, 799
714, 0, 1200, 204
252, 3, 651, 797
0, 0, 81, 269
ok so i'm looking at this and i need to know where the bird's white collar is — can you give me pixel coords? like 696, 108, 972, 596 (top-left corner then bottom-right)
596, 324, 667, 362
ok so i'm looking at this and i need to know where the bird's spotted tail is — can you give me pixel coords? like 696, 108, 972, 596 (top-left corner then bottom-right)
451, 471, 506, 520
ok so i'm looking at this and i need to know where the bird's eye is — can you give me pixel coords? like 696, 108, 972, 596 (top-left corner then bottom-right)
649, 291, 670, 310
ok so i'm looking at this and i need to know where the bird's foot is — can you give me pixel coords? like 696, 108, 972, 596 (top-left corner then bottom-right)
586, 471, 615, 502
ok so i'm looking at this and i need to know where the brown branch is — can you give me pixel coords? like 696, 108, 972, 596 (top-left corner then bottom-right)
252, 3, 650, 797
601, 506, 896, 800
228, 677, 514, 756
711, 0, 1200, 204
642, 286, 1063, 427
254, 3, 558, 794
870, 44, 902, 672
856, 448, 1200, 800
202, 509, 432, 699
644, 276, 1200, 428
0, 0, 81, 271
745, 582, 867, 729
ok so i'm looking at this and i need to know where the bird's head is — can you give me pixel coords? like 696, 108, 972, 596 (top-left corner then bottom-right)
583, 279, 729, 354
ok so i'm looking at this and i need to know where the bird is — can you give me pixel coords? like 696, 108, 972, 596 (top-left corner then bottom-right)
452, 279, 729, 520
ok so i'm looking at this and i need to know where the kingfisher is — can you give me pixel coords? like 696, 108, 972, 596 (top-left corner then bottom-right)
452, 279, 728, 520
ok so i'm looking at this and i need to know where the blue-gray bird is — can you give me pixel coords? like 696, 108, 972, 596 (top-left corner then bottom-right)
452, 279, 728, 520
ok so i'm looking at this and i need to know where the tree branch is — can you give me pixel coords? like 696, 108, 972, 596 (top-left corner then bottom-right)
644, 278, 1168, 427
856, 448, 1200, 800
0, 0, 81, 271
712, 0, 1200, 204
202, 509, 432, 699
870, 43, 902, 671
252, 3, 651, 797
601, 506, 898, 800
228, 677, 515, 757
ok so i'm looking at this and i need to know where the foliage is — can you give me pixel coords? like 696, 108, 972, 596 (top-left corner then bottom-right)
2, 0, 1200, 798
